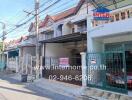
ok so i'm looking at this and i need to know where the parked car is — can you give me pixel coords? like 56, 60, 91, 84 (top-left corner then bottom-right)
106, 72, 132, 89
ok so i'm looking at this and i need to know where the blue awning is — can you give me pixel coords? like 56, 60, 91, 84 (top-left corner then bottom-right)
93, 7, 111, 12
88, 0, 132, 10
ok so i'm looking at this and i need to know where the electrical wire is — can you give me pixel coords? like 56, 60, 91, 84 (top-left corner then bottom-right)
0, 0, 61, 39
1, 0, 79, 39
40, 0, 78, 17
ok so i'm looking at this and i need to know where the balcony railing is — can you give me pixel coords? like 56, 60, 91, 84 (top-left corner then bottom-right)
45, 33, 54, 40
56, 30, 62, 37
93, 7, 132, 27
77, 26, 87, 33
39, 33, 54, 41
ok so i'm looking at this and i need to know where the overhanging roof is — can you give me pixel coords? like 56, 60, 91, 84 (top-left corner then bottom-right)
88, 0, 132, 10
39, 32, 87, 43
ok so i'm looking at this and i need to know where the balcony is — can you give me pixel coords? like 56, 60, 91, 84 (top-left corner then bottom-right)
18, 37, 37, 47
90, 6, 132, 38
75, 20, 87, 33
89, 17, 132, 38
55, 30, 62, 37
77, 26, 87, 33
45, 33, 54, 39
39, 32, 54, 42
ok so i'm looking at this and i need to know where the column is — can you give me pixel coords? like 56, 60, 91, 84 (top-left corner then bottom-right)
87, 14, 94, 52
80, 52, 87, 87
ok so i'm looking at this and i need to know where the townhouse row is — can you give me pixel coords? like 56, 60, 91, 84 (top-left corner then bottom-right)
3, 0, 132, 95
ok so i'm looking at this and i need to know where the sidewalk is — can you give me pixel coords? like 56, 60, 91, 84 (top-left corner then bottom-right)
29, 79, 82, 97
5, 73, 132, 100
9, 73, 83, 98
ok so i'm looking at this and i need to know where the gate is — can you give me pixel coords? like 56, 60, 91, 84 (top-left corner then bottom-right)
0, 54, 6, 70
42, 57, 82, 85
86, 51, 128, 94
19, 55, 36, 78
8, 57, 18, 72
0, 61, 5, 70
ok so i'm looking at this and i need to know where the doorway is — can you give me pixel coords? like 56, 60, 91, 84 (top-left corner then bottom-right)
105, 42, 132, 92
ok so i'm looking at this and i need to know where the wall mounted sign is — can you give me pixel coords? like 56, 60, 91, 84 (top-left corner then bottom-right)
93, 7, 111, 20
91, 59, 96, 64
59, 58, 69, 67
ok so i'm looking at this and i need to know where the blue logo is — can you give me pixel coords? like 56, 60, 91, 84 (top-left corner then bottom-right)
93, 7, 111, 20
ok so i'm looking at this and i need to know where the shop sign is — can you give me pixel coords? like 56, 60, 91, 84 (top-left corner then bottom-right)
93, 7, 111, 20
59, 58, 69, 67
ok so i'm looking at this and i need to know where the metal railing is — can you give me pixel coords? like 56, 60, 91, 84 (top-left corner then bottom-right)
93, 8, 132, 27
77, 27, 87, 33
42, 57, 82, 85
86, 51, 128, 94
39, 33, 54, 41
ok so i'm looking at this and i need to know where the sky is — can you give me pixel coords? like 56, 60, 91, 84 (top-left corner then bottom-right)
0, 0, 79, 42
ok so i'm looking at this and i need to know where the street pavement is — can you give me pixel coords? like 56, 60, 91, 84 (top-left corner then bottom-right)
0, 75, 77, 100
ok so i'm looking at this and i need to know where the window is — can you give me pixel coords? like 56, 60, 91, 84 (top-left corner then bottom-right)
57, 24, 63, 36
77, 20, 87, 32
115, 13, 120, 21
121, 12, 126, 20
72, 28, 75, 33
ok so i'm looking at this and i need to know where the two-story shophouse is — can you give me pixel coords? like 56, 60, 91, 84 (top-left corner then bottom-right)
28, 0, 89, 85
85, 0, 132, 94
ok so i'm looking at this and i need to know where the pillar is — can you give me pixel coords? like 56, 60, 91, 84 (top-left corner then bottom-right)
80, 52, 87, 87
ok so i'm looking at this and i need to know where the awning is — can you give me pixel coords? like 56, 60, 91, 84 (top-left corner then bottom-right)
18, 43, 35, 47
39, 32, 87, 43
18, 41, 36, 47
88, 0, 132, 10
5, 48, 19, 52
18, 38, 36, 47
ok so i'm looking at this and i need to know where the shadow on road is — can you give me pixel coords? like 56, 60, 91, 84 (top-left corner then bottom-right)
0, 75, 76, 100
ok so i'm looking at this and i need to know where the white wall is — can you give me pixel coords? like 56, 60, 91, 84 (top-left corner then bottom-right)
103, 34, 132, 44
44, 42, 87, 57
87, 4, 132, 52
88, 33, 132, 53
89, 18, 132, 38
62, 23, 73, 35
76, 3, 88, 17
45, 43, 70, 57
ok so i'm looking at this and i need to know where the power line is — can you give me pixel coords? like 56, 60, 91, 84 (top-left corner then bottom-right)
2, 0, 79, 40
3, 0, 54, 34
23, 0, 54, 18
0, 0, 61, 39
40, 0, 78, 17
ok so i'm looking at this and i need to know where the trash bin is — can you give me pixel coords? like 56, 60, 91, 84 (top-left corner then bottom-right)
21, 74, 27, 82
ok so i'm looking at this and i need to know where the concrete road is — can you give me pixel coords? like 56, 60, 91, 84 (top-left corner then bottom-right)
0, 76, 76, 100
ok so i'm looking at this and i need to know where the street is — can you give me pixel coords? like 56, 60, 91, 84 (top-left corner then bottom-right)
1, 0, 132, 100
0, 76, 76, 100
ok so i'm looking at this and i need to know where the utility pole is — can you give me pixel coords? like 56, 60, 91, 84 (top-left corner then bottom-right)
0, 22, 6, 63
35, 0, 40, 78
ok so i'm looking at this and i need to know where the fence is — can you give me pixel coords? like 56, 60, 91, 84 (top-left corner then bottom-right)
19, 55, 36, 75
42, 57, 82, 85
0, 61, 5, 70
0, 54, 6, 70
86, 51, 128, 94
8, 57, 18, 72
